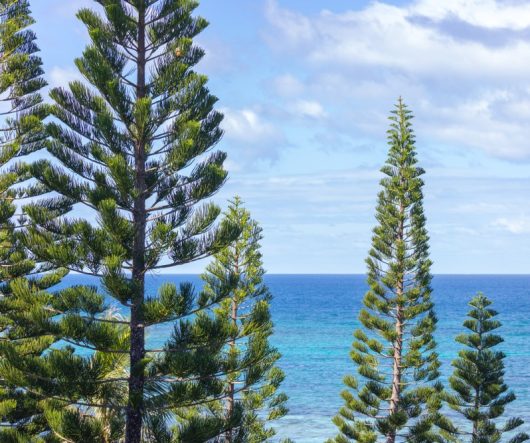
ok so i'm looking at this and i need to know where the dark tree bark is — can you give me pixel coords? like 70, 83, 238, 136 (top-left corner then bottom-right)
126, 5, 147, 443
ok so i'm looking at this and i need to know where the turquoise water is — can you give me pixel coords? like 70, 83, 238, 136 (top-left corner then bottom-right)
56, 274, 530, 441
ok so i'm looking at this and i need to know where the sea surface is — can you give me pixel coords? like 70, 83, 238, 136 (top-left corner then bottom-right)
55, 274, 530, 442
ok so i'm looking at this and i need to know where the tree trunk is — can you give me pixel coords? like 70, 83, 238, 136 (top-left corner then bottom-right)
387, 303, 403, 443
387, 202, 405, 443
226, 259, 239, 443
472, 324, 484, 443
125, 5, 147, 443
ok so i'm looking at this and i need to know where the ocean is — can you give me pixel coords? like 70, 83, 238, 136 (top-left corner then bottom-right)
54, 274, 530, 441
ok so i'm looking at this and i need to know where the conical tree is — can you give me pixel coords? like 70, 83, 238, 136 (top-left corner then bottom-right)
330, 98, 453, 443
0, 1, 66, 440
447, 293, 529, 443
198, 197, 287, 442
11, 1, 250, 442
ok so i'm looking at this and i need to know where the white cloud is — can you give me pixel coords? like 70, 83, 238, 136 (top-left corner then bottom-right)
263, 0, 530, 160
266, 0, 530, 80
289, 100, 327, 119
222, 108, 278, 143
421, 91, 530, 159
494, 216, 530, 234
220, 107, 285, 166
411, 0, 530, 29
264, 0, 315, 49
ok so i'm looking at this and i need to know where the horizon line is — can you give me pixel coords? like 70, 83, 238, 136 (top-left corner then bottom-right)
68, 272, 530, 277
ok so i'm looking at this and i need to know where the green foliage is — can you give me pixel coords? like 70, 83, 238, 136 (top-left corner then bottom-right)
330, 99, 454, 443
0, 0, 46, 279
0, 1, 65, 439
195, 197, 288, 442
7, 0, 243, 441
447, 294, 529, 443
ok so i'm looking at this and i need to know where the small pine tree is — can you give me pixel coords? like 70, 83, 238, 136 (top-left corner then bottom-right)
447, 294, 529, 443
199, 197, 287, 442
330, 98, 454, 443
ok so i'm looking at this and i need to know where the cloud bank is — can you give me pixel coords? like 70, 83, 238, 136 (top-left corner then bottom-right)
264, 0, 530, 160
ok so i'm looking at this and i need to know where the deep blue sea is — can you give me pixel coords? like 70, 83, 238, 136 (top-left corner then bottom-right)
56, 274, 530, 441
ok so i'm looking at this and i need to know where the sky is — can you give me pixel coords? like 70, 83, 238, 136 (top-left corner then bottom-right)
28, 0, 530, 274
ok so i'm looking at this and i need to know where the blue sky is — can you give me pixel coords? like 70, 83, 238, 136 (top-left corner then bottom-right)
30, 0, 530, 274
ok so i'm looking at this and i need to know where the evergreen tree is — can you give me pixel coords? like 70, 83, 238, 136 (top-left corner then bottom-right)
0, 1, 65, 440
199, 197, 287, 442
8, 1, 250, 441
447, 294, 529, 443
330, 98, 453, 443
0, 0, 46, 277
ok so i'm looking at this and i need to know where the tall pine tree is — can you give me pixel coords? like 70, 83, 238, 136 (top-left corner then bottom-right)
9, 1, 249, 441
447, 294, 529, 443
200, 197, 287, 442
330, 98, 453, 443
0, 1, 67, 439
